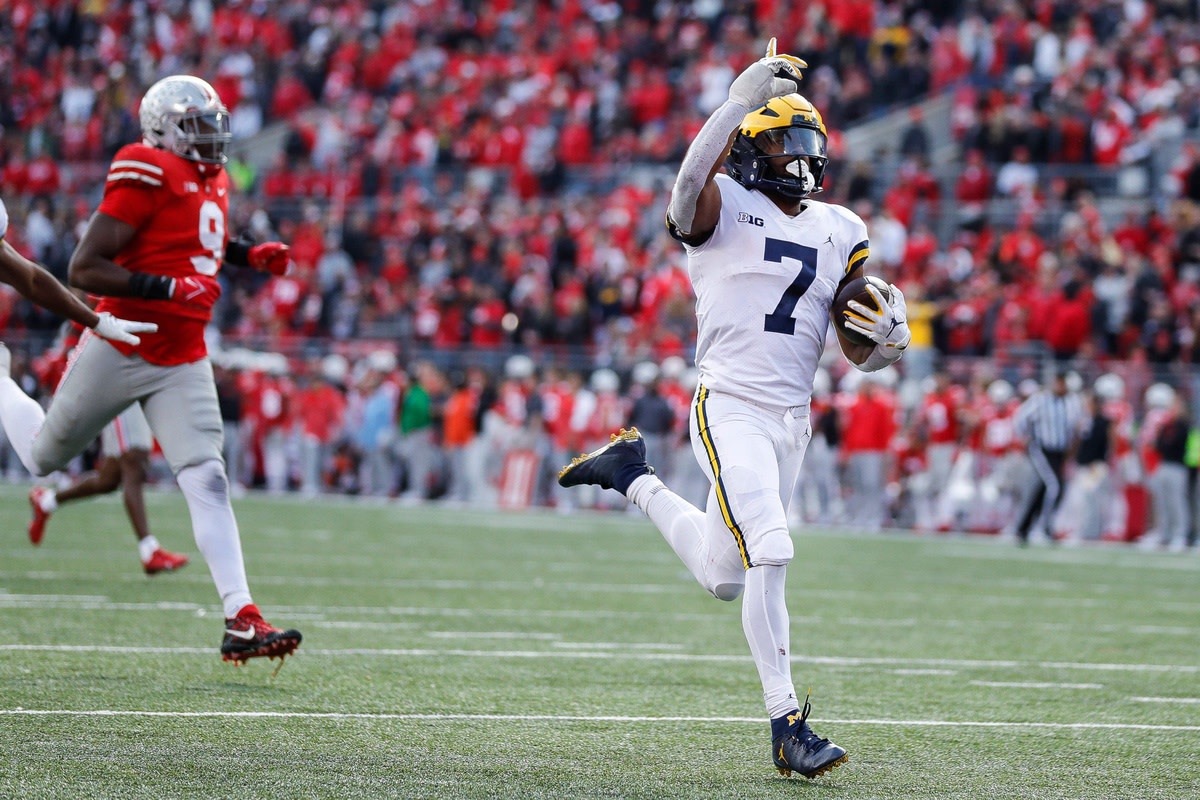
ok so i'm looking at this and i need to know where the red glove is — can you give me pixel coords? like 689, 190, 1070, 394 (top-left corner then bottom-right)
248, 242, 291, 276
170, 275, 222, 310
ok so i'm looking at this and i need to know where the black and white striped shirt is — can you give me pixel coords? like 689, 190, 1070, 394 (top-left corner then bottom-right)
1015, 390, 1084, 452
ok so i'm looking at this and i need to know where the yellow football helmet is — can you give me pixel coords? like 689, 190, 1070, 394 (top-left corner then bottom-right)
725, 93, 828, 199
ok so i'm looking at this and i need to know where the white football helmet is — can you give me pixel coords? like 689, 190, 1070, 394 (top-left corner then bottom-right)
1145, 382, 1177, 410
368, 349, 397, 374
1094, 373, 1125, 401
140, 75, 232, 164
321, 354, 349, 385
590, 368, 620, 394
504, 354, 534, 380
659, 355, 687, 381
987, 379, 1014, 405
632, 361, 659, 386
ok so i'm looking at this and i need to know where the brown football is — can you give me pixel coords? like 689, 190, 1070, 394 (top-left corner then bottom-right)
832, 276, 891, 347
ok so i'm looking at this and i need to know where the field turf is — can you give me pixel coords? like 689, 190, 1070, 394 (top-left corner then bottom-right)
0, 483, 1197, 799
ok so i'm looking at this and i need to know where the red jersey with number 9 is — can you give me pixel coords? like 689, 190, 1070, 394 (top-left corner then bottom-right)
93, 143, 229, 365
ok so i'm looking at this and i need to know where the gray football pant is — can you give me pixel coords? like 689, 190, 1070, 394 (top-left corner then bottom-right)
32, 334, 223, 476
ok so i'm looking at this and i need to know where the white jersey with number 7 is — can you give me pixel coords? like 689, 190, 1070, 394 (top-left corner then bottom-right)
681, 173, 870, 408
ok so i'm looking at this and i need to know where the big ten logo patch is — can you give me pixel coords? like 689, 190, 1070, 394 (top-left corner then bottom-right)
737, 212, 764, 227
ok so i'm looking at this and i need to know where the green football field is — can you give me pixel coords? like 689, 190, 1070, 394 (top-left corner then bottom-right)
0, 483, 1197, 799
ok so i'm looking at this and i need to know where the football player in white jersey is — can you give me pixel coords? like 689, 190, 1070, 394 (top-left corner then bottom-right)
0, 196, 155, 346
559, 39, 909, 779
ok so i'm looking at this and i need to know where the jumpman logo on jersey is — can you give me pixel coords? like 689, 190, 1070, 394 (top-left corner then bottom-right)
823, 233, 834, 247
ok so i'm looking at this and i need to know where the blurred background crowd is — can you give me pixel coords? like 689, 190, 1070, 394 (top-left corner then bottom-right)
3, 0, 1200, 548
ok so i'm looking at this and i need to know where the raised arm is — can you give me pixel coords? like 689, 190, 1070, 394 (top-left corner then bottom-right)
666, 37, 805, 245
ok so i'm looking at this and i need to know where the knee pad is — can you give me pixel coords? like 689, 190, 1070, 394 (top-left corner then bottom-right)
176, 459, 230, 503
710, 582, 744, 602
718, 465, 793, 566
753, 527, 794, 566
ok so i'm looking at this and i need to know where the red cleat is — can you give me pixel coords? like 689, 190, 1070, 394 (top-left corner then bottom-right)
28, 486, 53, 546
142, 548, 189, 575
220, 605, 302, 666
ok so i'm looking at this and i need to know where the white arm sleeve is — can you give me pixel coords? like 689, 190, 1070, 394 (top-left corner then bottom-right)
666, 100, 747, 236
0, 197, 9, 240
851, 342, 905, 373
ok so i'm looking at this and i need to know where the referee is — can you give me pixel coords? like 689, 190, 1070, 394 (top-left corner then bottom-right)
1013, 371, 1084, 544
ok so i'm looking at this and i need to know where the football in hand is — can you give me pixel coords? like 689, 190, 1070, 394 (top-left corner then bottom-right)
832, 276, 892, 347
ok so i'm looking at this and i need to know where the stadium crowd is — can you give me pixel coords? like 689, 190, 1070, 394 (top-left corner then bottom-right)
2, 1, 1200, 365
6, 343, 1195, 551
2, 1, 1200, 549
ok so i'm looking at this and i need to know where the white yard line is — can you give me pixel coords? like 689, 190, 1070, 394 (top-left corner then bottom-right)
0, 594, 1196, 636
970, 681, 1104, 690
426, 631, 562, 640
0, 643, 1195, 674
1129, 696, 1200, 704
0, 709, 1196, 731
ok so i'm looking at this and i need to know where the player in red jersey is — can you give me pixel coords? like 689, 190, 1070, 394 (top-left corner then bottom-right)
0, 75, 299, 666
26, 322, 190, 575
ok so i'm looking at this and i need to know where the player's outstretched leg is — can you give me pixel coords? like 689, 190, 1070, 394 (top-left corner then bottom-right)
220, 604, 302, 666
558, 427, 654, 493
0, 343, 49, 477
771, 694, 848, 779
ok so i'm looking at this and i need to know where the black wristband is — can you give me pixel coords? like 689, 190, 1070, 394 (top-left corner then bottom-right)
225, 236, 253, 268
129, 272, 173, 300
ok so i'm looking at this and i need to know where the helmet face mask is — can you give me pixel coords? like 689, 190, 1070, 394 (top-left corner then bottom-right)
726, 94, 829, 200
140, 76, 232, 165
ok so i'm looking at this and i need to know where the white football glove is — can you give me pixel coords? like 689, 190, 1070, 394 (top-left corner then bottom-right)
92, 312, 158, 346
844, 277, 911, 351
727, 36, 807, 110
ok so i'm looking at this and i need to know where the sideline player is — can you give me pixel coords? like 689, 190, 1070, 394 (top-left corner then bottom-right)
0, 75, 300, 666
29, 401, 189, 575
559, 39, 908, 778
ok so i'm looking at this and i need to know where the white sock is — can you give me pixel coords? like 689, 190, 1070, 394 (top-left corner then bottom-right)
175, 460, 252, 618
628, 475, 714, 589
138, 535, 161, 562
0, 376, 46, 475
37, 488, 58, 513
625, 473, 666, 510
742, 564, 799, 719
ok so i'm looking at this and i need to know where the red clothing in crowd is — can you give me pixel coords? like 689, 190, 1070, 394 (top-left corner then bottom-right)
298, 381, 347, 444
840, 389, 896, 454
919, 385, 965, 446
540, 380, 577, 451
1043, 287, 1094, 357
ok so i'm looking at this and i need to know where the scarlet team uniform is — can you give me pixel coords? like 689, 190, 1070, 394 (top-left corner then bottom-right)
31, 145, 230, 476
41, 322, 155, 456
96, 143, 227, 366
0, 73, 300, 666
